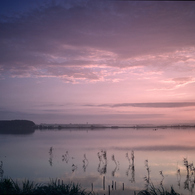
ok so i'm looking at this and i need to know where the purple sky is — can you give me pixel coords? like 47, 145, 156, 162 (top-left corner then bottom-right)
0, 0, 195, 124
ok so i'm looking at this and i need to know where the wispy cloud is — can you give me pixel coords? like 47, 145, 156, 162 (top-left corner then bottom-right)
164, 77, 195, 87
149, 76, 195, 91
84, 102, 195, 108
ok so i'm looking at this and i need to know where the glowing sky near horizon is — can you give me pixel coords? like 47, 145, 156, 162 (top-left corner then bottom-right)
0, 0, 195, 124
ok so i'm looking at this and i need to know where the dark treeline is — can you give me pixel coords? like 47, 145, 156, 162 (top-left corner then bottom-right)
35, 124, 195, 130
0, 120, 35, 134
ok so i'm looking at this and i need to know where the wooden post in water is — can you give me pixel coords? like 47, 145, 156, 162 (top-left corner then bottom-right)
112, 180, 114, 190
103, 176, 105, 190
115, 181, 116, 190
108, 185, 110, 195
91, 183, 93, 192
58, 179, 60, 186
122, 183, 124, 191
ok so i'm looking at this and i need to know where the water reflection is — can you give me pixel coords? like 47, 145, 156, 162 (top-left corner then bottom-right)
62, 151, 69, 163
97, 150, 107, 175
111, 154, 119, 177
141, 157, 195, 194
72, 164, 77, 173
48, 146, 53, 166
125, 151, 135, 183
0, 161, 3, 178
183, 158, 195, 192
1, 127, 195, 194
83, 154, 89, 172
159, 170, 164, 187
177, 166, 181, 188
144, 159, 150, 190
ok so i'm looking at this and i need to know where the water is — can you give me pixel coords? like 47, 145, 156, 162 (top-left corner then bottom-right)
0, 127, 195, 194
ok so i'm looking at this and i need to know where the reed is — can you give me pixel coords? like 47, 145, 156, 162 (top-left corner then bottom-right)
138, 183, 180, 195
0, 178, 93, 195
0, 177, 181, 195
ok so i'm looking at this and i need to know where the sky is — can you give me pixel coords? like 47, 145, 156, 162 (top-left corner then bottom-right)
0, 0, 195, 125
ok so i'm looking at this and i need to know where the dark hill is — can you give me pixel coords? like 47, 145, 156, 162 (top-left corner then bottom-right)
0, 120, 35, 134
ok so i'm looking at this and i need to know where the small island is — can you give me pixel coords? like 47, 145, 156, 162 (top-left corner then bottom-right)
0, 120, 35, 134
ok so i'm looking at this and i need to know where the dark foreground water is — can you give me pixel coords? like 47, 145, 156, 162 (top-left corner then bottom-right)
0, 127, 195, 195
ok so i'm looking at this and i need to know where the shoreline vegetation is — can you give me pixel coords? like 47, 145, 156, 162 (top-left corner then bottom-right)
0, 177, 180, 195
0, 120, 35, 134
35, 123, 195, 130
0, 120, 195, 134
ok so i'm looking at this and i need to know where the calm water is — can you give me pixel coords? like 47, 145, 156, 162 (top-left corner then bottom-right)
1, 127, 195, 195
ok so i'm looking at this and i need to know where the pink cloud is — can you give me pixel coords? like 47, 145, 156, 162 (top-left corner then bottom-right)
150, 77, 195, 91
1, 1, 195, 83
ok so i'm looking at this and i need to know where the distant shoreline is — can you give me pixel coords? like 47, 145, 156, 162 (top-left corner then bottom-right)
1, 120, 195, 133
35, 123, 195, 130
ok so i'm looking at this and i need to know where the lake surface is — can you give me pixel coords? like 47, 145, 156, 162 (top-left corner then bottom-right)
1, 127, 195, 194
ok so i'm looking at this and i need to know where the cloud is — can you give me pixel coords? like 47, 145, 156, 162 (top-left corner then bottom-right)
170, 77, 195, 87
84, 102, 195, 108
149, 76, 195, 91
0, 1, 195, 81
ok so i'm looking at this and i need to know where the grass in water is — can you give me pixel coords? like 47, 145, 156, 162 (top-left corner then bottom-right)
0, 178, 94, 195
0, 177, 181, 195
138, 182, 180, 195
